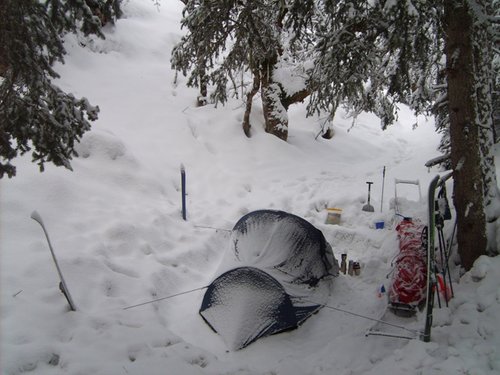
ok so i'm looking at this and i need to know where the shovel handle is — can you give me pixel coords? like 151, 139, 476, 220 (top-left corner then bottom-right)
366, 181, 373, 202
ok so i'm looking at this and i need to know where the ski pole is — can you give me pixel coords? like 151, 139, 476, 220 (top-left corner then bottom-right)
380, 166, 386, 212
437, 228, 450, 306
445, 220, 457, 298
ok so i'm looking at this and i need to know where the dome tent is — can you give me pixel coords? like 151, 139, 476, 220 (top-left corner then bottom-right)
200, 210, 339, 350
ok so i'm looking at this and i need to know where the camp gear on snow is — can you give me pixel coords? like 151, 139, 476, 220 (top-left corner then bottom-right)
377, 284, 386, 298
340, 254, 347, 274
393, 179, 422, 215
433, 175, 454, 308
348, 260, 354, 276
325, 207, 342, 224
388, 218, 427, 316
423, 175, 443, 341
367, 175, 455, 341
199, 210, 339, 350
362, 181, 375, 212
353, 262, 361, 276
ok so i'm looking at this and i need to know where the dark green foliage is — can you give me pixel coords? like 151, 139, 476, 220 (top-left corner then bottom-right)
309, 1, 444, 129
84, 0, 123, 27
0, 0, 121, 178
173, 1, 305, 140
172, 0, 284, 105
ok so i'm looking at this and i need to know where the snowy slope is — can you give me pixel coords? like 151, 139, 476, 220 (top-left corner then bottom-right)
1, 1, 499, 374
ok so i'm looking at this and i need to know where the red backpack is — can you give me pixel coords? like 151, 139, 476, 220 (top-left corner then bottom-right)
388, 218, 427, 314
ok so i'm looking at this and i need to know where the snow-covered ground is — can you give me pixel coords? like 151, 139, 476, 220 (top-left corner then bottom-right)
1, 1, 499, 374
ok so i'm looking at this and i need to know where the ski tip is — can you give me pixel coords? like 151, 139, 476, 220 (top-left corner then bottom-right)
30, 210, 43, 224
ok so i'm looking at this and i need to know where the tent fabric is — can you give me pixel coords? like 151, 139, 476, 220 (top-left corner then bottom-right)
200, 210, 339, 350
388, 218, 427, 312
199, 267, 298, 350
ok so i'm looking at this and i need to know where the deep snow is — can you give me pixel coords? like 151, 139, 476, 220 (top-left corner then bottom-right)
1, 1, 499, 374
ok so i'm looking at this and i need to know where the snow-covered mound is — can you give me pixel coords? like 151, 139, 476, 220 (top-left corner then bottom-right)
1, 1, 499, 374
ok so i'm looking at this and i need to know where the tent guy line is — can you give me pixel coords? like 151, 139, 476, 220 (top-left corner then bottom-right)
318, 302, 420, 336
122, 285, 209, 310
122, 284, 418, 336
194, 225, 232, 232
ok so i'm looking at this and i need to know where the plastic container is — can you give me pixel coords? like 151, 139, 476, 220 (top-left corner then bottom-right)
375, 221, 385, 229
325, 208, 342, 225
348, 260, 354, 276
353, 262, 361, 276
340, 254, 347, 274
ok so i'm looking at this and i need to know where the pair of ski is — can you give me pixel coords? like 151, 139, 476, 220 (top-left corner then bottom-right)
366, 174, 452, 342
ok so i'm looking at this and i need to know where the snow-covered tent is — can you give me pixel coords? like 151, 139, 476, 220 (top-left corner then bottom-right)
199, 210, 339, 350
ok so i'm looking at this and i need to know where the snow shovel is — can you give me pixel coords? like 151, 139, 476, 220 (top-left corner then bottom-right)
362, 181, 375, 212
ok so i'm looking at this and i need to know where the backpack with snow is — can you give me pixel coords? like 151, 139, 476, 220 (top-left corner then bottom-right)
388, 218, 428, 316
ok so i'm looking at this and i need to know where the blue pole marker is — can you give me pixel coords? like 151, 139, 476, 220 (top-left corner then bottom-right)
181, 164, 187, 220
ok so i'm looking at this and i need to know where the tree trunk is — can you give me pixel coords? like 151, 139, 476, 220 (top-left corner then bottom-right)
260, 62, 288, 141
472, 2, 499, 255
197, 65, 208, 107
282, 88, 310, 111
444, 0, 487, 270
242, 70, 260, 137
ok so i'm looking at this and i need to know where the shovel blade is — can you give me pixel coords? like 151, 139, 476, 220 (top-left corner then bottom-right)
362, 204, 375, 212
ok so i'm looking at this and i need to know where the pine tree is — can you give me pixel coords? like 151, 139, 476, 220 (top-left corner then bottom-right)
171, 0, 311, 141
303, 1, 442, 128
308, 0, 498, 269
0, 0, 121, 178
